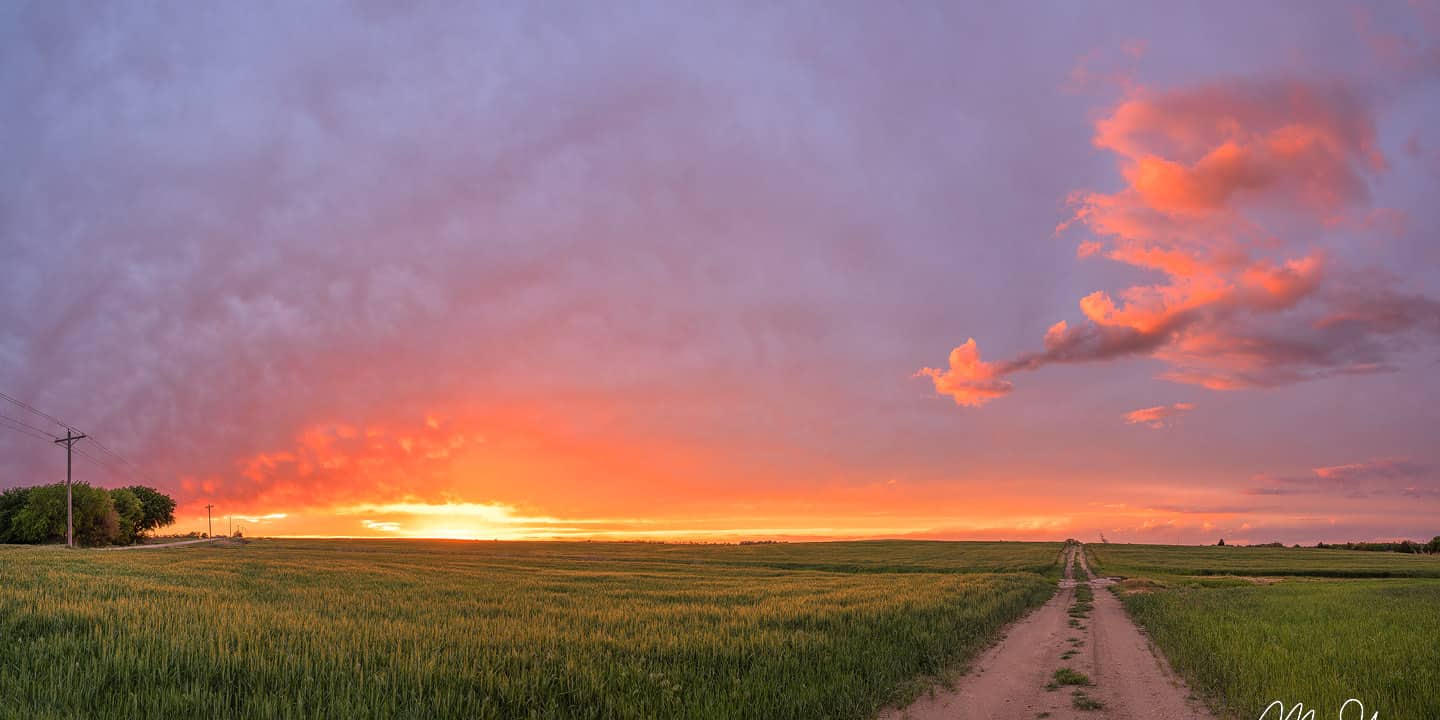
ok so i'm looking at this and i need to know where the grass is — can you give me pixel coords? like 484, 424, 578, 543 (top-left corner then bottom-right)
1059, 584, 1090, 661
1070, 690, 1103, 710
1051, 667, 1091, 687
1087, 543, 1440, 578
1067, 583, 1092, 619
0, 538, 1059, 720
1097, 544, 1440, 719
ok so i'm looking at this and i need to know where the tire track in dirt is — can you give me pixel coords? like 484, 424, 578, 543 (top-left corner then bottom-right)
881, 544, 1213, 720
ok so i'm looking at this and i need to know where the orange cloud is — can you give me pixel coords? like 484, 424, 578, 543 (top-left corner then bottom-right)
201, 416, 482, 515
916, 338, 1014, 407
1123, 402, 1195, 429
922, 77, 1440, 405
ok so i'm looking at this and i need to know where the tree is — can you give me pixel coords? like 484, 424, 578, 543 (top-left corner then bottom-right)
110, 488, 144, 544
6, 483, 120, 546
10, 484, 67, 543
1429, 536, 1440, 554
122, 486, 176, 535
0, 487, 31, 543
1, 484, 174, 546
70, 484, 119, 547
1217, 538, 1225, 546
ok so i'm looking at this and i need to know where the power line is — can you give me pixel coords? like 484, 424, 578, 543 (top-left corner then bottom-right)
0, 411, 57, 438
0, 388, 161, 488
72, 447, 138, 481
1, 392, 178, 548
84, 436, 160, 485
0, 415, 57, 444
3, 440, 143, 491
0, 419, 136, 487
0, 390, 74, 431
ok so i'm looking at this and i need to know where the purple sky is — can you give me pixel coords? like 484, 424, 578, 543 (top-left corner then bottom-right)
1, 2, 1437, 543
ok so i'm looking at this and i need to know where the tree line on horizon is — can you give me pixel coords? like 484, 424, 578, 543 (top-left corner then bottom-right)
0, 483, 175, 546
1219, 537, 1440, 554
1314, 538, 1440, 554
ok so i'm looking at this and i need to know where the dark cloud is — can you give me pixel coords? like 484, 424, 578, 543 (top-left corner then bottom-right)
1, 3, 1436, 538
0, 3, 1127, 509
1245, 458, 1437, 498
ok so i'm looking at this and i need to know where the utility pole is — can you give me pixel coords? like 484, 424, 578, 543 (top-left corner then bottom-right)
228, 515, 232, 538
204, 504, 214, 538
53, 429, 87, 548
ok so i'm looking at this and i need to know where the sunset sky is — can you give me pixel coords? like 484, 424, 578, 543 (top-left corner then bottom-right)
2, 2, 1438, 544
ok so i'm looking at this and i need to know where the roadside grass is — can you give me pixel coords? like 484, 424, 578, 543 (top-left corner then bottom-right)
1117, 576, 1440, 719
0, 539, 1058, 720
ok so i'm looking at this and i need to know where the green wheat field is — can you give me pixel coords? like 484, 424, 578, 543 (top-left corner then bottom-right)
0, 540, 1060, 720
1088, 543, 1440, 719
2, 539, 1437, 719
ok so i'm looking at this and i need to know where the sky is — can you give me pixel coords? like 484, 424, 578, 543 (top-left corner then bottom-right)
1, 1, 1438, 545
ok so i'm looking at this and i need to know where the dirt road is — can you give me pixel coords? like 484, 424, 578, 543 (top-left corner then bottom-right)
882, 544, 1213, 720
99, 537, 232, 551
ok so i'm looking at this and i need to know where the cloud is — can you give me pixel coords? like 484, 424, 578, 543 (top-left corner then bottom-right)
203, 418, 477, 513
1246, 457, 1437, 498
10, 3, 1095, 519
230, 513, 287, 523
1143, 503, 1257, 515
337, 501, 556, 523
1, 6, 1435, 543
1123, 402, 1194, 429
915, 338, 1014, 407
924, 77, 1440, 405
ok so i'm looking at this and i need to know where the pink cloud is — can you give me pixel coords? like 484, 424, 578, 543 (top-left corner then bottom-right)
1246, 457, 1437, 498
923, 77, 1440, 405
916, 338, 1013, 407
1123, 402, 1195, 429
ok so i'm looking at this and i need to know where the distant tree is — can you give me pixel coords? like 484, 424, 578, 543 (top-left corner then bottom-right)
110, 488, 144, 544
10, 484, 67, 543
5, 483, 121, 546
0, 486, 31, 543
1217, 538, 1225, 546
71, 484, 119, 546
1429, 536, 1440, 554
1, 484, 174, 546
122, 486, 176, 535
